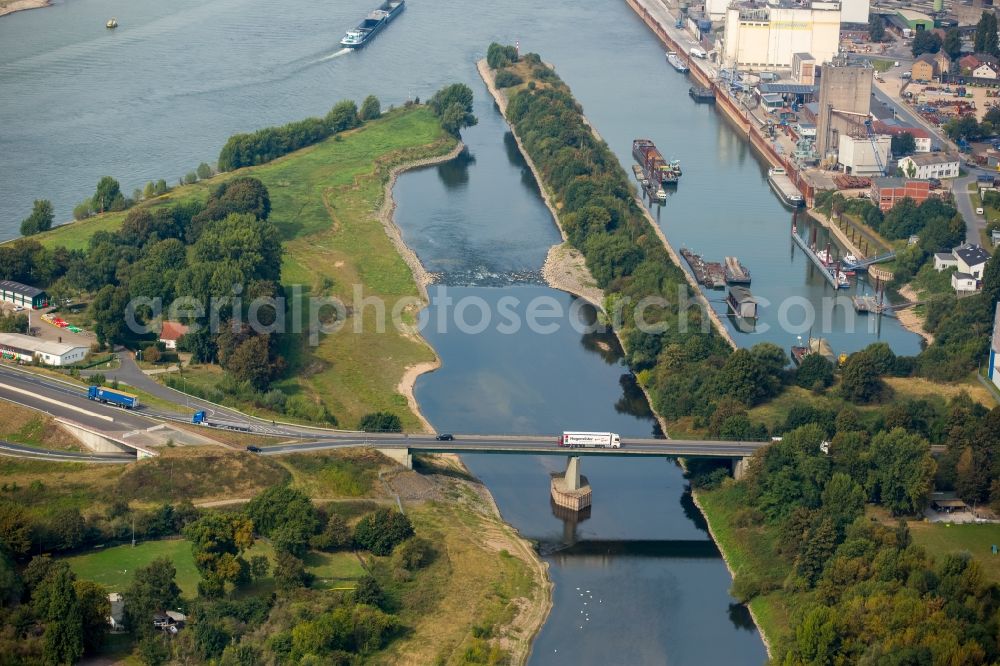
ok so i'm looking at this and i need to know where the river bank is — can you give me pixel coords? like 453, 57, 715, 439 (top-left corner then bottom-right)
0, 0, 49, 18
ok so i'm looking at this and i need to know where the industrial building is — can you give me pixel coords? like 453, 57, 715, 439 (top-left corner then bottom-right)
838, 133, 890, 175
838, 0, 870, 24
870, 178, 931, 211
871, 120, 932, 153
815, 59, 873, 158
722, 0, 842, 69
0, 332, 88, 366
0, 280, 48, 310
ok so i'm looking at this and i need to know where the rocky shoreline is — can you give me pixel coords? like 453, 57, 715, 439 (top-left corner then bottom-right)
0, 0, 50, 18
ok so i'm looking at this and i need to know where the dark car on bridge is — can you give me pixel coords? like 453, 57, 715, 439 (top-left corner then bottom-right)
435, 433, 454, 441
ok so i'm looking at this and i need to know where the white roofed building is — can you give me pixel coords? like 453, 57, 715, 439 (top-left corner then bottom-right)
0, 332, 88, 366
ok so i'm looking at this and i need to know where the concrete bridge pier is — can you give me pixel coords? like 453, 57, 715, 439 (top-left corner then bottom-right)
550, 456, 592, 512
731, 456, 750, 481
376, 447, 413, 469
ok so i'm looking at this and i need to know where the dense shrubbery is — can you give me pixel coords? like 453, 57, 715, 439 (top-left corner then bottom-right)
486, 42, 519, 69
493, 70, 522, 88
217, 97, 374, 171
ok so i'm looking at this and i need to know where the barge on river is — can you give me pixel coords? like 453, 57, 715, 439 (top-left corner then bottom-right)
633, 139, 682, 186
680, 248, 726, 288
724, 256, 751, 284
341, 0, 405, 48
688, 85, 715, 103
666, 51, 689, 73
727, 286, 758, 320
767, 167, 804, 207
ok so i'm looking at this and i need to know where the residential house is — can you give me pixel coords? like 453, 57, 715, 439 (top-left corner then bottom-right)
911, 54, 937, 81
933, 252, 959, 271
931, 51, 951, 77
953, 272, 979, 291
872, 120, 932, 153
897, 152, 960, 179
974, 62, 999, 79
989, 303, 1000, 391
870, 177, 931, 211
959, 54, 981, 73
935, 243, 991, 292
158, 321, 189, 350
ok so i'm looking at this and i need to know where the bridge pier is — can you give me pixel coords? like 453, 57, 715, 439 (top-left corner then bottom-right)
550, 456, 592, 512
731, 456, 750, 481
376, 447, 412, 470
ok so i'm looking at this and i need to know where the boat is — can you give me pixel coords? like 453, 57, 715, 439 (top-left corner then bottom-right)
688, 85, 716, 103
652, 185, 667, 203
681, 248, 724, 288
666, 51, 689, 73
727, 286, 758, 320
106, 17, 118, 29
340, 0, 405, 48
631, 164, 649, 187
791, 337, 835, 365
633, 139, 682, 186
834, 270, 851, 289
724, 256, 751, 284
767, 167, 804, 207
814, 246, 835, 266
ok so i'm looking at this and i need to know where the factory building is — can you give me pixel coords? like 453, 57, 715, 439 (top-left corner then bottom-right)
722, 0, 842, 69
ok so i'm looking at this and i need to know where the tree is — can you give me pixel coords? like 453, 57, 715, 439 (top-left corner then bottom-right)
714, 347, 783, 406
820, 473, 866, 533
224, 335, 276, 392
353, 575, 385, 609
944, 114, 981, 141
353, 508, 413, 556
274, 551, 309, 591
359, 95, 381, 121
49, 508, 86, 551
33, 564, 84, 666
868, 14, 885, 43
429, 83, 477, 136
891, 132, 917, 157
184, 513, 254, 592
123, 558, 181, 639
249, 554, 270, 581
359, 412, 402, 432
20, 199, 54, 236
154, 179, 169, 196
0, 499, 33, 556
981, 246, 1000, 307
794, 606, 839, 664
92, 176, 124, 213
90, 285, 131, 347
839, 350, 884, 404
73, 199, 94, 220
975, 11, 999, 57
326, 99, 359, 133
143, 181, 156, 199
137, 636, 170, 666
487, 42, 519, 69
312, 513, 352, 551
75, 580, 110, 655
943, 28, 962, 61
795, 517, 838, 585
184, 171, 198, 185
868, 428, 936, 515
912, 30, 942, 57
795, 353, 834, 390
196, 162, 213, 180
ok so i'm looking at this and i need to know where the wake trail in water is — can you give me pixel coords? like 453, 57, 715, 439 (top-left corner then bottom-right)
315, 48, 351, 63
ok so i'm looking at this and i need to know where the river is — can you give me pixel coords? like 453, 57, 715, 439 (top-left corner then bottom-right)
2, 0, 923, 662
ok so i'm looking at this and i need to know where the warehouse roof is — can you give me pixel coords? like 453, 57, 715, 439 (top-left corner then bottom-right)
0, 280, 44, 298
0, 332, 87, 357
903, 152, 959, 166
758, 83, 817, 95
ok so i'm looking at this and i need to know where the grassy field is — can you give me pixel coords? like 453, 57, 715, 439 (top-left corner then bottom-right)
34, 106, 457, 431
64, 539, 200, 596
0, 401, 83, 450
64, 537, 366, 598
910, 521, 1000, 583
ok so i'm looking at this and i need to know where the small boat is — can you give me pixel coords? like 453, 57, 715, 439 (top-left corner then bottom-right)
341, 0, 405, 48
814, 247, 835, 266
666, 51, 689, 73
689, 85, 716, 103
653, 186, 667, 203
106, 17, 118, 29
834, 270, 851, 289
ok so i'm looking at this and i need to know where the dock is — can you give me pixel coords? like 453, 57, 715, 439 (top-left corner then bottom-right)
724, 256, 751, 284
791, 228, 849, 289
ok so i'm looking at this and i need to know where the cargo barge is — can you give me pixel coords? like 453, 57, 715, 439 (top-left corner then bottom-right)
767, 167, 804, 207
680, 248, 726, 288
724, 256, 751, 284
340, 0, 405, 48
632, 138, 682, 186
688, 85, 715, 103
666, 51, 689, 73
726, 286, 758, 320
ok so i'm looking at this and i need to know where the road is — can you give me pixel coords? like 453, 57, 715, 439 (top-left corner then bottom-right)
0, 440, 134, 463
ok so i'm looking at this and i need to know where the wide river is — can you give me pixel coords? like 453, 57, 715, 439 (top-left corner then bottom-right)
1, 0, 927, 662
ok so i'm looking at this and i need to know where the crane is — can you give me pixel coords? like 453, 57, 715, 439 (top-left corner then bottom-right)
863, 118, 886, 176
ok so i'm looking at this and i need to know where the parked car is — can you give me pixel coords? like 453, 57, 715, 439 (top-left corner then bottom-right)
246, 445, 262, 453
435, 433, 454, 441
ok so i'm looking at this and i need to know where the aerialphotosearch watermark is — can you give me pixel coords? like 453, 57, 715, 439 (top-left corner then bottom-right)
123, 283, 883, 344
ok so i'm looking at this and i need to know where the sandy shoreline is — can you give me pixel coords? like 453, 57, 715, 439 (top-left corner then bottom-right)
895, 284, 934, 344
377, 140, 464, 433
0, 0, 49, 18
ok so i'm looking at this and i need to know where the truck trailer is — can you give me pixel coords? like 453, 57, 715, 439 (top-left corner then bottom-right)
87, 386, 138, 409
192, 410, 256, 432
557, 432, 622, 449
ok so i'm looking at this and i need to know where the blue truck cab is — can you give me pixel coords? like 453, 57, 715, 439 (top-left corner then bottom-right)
192, 411, 207, 424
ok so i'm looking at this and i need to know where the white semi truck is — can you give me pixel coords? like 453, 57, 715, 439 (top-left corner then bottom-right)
557, 431, 622, 449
